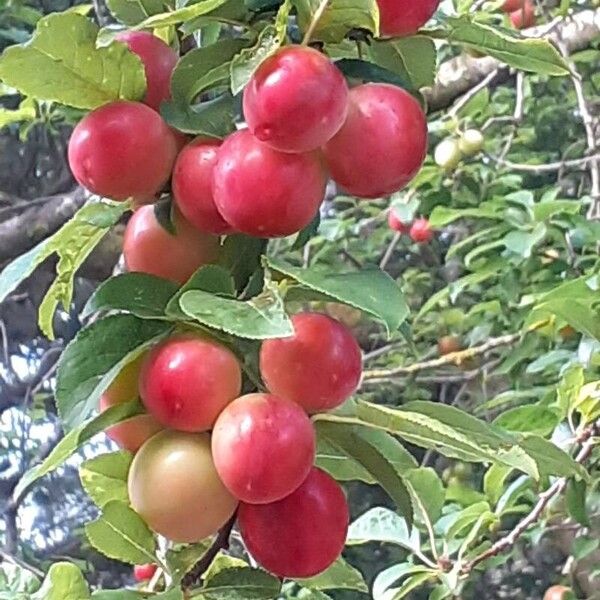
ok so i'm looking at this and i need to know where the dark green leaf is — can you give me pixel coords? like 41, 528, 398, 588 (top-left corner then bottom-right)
106, 0, 164, 25
83, 273, 179, 319
317, 422, 414, 525
56, 315, 170, 429
296, 558, 367, 592
267, 257, 408, 337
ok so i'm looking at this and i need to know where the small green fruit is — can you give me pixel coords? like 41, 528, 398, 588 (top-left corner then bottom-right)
434, 138, 462, 170
459, 129, 484, 156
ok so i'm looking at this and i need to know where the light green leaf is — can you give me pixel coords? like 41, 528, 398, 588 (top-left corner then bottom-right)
492, 405, 559, 436
370, 37, 436, 89
440, 16, 569, 76
0, 13, 146, 108
293, 0, 379, 43
0, 201, 127, 316
85, 501, 156, 565
0, 97, 36, 129
317, 422, 414, 525
106, 0, 164, 25
138, 0, 230, 28
31, 563, 90, 600
80, 451, 133, 508
83, 273, 179, 319
56, 314, 171, 430
404, 467, 445, 525
268, 258, 407, 337
199, 566, 281, 599
296, 558, 367, 592
566, 478, 589, 527
346, 507, 421, 554
12, 400, 143, 501
483, 464, 513, 507
178, 281, 293, 339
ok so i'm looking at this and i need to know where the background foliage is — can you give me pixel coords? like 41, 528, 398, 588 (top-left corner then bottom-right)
0, 0, 598, 598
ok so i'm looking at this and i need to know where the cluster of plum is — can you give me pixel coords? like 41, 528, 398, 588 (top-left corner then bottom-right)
64, 0, 445, 583
68, 41, 428, 255
101, 312, 362, 578
388, 212, 434, 244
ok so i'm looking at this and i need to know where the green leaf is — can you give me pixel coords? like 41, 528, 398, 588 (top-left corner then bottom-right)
566, 478, 589, 527
267, 258, 407, 337
199, 566, 281, 599
483, 464, 513, 506
296, 558, 368, 592
0, 13, 146, 108
171, 39, 250, 103
293, 0, 379, 43
346, 507, 421, 554
373, 564, 435, 600
93, 590, 183, 600
166, 264, 236, 319
138, 0, 230, 27
31, 563, 90, 600
178, 281, 293, 339
167, 541, 213, 583
80, 451, 133, 508
502, 223, 547, 258
0, 201, 128, 320
219, 235, 267, 294
382, 571, 436, 599
85, 501, 156, 565
369, 36, 436, 89
230, 19, 287, 95
56, 314, 170, 430
161, 92, 238, 137
12, 400, 143, 500
518, 435, 587, 479
320, 401, 540, 478
404, 467, 445, 525
0, 97, 36, 129
38, 203, 131, 339
334, 58, 415, 92
106, 0, 164, 25
83, 273, 179, 319
492, 405, 559, 436
440, 16, 569, 76
317, 422, 414, 525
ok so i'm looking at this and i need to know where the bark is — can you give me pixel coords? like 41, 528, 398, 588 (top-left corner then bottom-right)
425, 8, 600, 111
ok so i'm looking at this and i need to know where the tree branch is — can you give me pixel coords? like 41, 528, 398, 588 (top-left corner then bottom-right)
425, 9, 600, 111
362, 320, 549, 381
462, 421, 599, 573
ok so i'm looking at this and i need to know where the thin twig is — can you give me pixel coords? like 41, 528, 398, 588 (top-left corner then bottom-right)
487, 152, 600, 173
362, 321, 548, 381
380, 232, 401, 270
462, 421, 599, 573
181, 513, 237, 590
301, 0, 330, 45
449, 70, 499, 118
0, 549, 44, 579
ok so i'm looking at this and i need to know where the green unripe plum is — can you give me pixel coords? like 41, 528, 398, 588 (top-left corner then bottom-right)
459, 129, 484, 157
434, 138, 462, 170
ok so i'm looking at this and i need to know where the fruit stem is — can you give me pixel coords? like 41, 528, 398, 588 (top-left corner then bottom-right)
180, 511, 238, 590
301, 0, 330, 45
